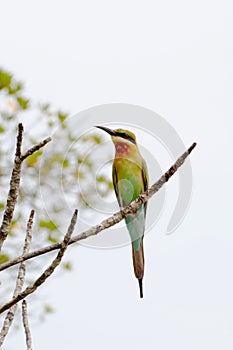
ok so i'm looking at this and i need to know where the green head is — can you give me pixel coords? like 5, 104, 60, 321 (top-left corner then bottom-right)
95, 126, 136, 145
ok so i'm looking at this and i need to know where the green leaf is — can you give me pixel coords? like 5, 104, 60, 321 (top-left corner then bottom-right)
74, 170, 84, 178
68, 134, 76, 142
0, 126, 5, 133
39, 220, 59, 231
48, 121, 54, 128
108, 181, 114, 189
50, 153, 64, 164
14, 82, 23, 93
57, 111, 67, 129
63, 159, 69, 168
81, 134, 103, 144
77, 157, 92, 168
26, 150, 42, 167
62, 262, 72, 270
47, 234, 58, 243
0, 254, 10, 264
8, 82, 23, 94
92, 135, 102, 144
96, 175, 106, 182
44, 305, 54, 313
40, 102, 50, 112
0, 70, 12, 90
17, 96, 29, 110
0, 203, 5, 210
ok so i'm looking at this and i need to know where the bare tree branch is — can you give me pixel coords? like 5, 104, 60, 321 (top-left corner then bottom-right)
0, 142, 197, 273
0, 123, 51, 251
0, 209, 78, 314
16, 123, 24, 158
20, 136, 52, 161
0, 123, 24, 251
22, 300, 32, 350
0, 210, 34, 346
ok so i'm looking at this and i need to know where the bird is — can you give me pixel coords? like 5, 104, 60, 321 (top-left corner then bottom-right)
96, 126, 149, 298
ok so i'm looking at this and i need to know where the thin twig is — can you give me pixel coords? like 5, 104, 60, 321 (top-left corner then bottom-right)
16, 123, 24, 157
0, 209, 78, 314
22, 300, 32, 350
0, 142, 197, 272
0, 124, 51, 251
20, 137, 52, 161
0, 210, 34, 346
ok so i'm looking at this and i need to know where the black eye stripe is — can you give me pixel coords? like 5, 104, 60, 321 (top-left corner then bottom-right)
116, 132, 136, 144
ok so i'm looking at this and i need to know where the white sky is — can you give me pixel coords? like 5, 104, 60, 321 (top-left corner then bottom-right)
1, 0, 233, 349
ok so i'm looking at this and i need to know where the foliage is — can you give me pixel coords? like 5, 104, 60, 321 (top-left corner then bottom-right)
0, 67, 112, 315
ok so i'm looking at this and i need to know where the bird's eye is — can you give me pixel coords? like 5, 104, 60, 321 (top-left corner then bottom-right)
124, 134, 129, 139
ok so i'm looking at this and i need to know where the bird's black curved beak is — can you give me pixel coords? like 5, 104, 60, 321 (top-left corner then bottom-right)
95, 126, 116, 136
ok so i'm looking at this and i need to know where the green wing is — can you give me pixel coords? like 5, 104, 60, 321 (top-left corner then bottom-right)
112, 165, 122, 207
112, 159, 149, 251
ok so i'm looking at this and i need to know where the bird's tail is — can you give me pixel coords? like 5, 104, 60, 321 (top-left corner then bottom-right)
132, 239, 144, 298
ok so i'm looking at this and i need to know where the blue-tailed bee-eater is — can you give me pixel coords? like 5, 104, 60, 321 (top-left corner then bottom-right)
96, 126, 149, 298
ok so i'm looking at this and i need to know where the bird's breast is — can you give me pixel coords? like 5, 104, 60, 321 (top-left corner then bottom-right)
115, 142, 130, 156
